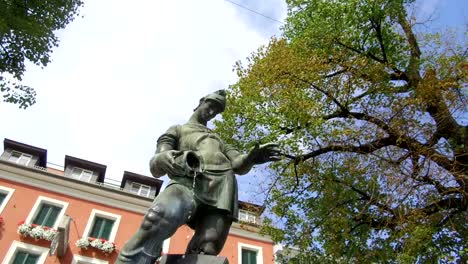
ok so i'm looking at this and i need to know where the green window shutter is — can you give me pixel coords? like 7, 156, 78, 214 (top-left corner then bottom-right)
24, 253, 39, 264
13, 251, 39, 264
33, 203, 61, 227
89, 217, 103, 238
242, 249, 257, 264
0, 192, 6, 205
12, 251, 27, 264
44, 206, 61, 227
101, 218, 114, 239
90, 217, 114, 240
33, 205, 49, 225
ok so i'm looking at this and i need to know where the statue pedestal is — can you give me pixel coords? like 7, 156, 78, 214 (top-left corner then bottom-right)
159, 254, 229, 264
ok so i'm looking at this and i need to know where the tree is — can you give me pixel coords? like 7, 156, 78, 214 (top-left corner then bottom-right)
0, 0, 84, 108
215, 0, 467, 262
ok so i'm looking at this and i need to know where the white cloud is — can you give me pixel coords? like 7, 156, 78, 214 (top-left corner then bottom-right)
0, 0, 282, 198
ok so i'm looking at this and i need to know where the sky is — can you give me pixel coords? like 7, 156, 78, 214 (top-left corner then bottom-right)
0, 0, 466, 204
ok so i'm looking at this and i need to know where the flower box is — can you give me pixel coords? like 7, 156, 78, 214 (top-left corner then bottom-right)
17, 221, 58, 241
75, 237, 116, 254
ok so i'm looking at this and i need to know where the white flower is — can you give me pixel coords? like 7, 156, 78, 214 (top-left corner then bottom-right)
90, 238, 103, 248
30, 226, 45, 239
76, 237, 115, 254
100, 241, 116, 253
75, 237, 90, 249
17, 223, 31, 235
42, 228, 58, 241
17, 223, 58, 241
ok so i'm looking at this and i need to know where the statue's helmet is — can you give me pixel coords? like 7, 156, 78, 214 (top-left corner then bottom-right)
199, 90, 226, 111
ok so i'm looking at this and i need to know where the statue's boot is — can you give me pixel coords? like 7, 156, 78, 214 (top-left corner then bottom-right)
116, 247, 159, 264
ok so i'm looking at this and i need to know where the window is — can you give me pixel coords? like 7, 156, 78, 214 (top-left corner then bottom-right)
12, 251, 39, 264
71, 255, 108, 264
8, 151, 32, 166
238, 209, 257, 224
130, 182, 151, 197
71, 167, 93, 182
4, 241, 49, 264
82, 209, 121, 242
25, 196, 69, 229
89, 217, 114, 240
0, 185, 15, 214
0, 193, 6, 205
238, 243, 263, 264
32, 204, 61, 227
242, 249, 257, 264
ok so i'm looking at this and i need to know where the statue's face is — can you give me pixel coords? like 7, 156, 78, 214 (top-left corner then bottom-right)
197, 99, 223, 121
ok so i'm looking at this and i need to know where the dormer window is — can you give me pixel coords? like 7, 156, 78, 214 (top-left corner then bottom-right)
130, 182, 151, 197
239, 209, 257, 224
71, 167, 93, 182
8, 151, 32, 166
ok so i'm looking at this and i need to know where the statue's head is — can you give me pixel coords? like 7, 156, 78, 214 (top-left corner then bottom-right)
195, 90, 226, 111
199, 90, 226, 110
193, 90, 226, 121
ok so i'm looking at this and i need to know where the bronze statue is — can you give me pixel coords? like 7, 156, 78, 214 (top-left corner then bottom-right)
116, 90, 280, 263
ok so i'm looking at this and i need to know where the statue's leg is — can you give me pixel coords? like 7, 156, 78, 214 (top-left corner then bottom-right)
117, 184, 195, 264
185, 210, 232, 255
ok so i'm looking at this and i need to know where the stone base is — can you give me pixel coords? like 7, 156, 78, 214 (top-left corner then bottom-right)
158, 254, 229, 264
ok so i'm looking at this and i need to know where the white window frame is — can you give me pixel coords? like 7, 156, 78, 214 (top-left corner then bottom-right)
71, 254, 109, 264
238, 243, 263, 264
130, 182, 151, 197
0, 186, 15, 214
71, 167, 93, 182
82, 209, 121, 242
162, 238, 171, 255
25, 196, 69, 229
8, 151, 32, 166
238, 209, 257, 224
3, 240, 49, 264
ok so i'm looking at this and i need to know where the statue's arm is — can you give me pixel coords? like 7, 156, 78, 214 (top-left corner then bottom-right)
227, 151, 252, 175
149, 126, 182, 178
227, 143, 281, 175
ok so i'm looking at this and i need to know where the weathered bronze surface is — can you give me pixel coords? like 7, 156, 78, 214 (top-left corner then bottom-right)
159, 254, 229, 264
116, 90, 279, 264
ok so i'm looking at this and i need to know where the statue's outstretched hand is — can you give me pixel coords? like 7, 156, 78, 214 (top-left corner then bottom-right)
246, 143, 281, 165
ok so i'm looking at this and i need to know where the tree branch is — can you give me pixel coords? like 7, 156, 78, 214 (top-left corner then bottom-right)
282, 72, 347, 112
419, 197, 466, 215
299, 136, 397, 162
335, 38, 385, 64
369, 17, 388, 63
323, 68, 348, 78
396, 9, 421, 86
323, 109, 456, 174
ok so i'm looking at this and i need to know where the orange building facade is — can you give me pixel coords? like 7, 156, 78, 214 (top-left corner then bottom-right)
0, 139, 275, 264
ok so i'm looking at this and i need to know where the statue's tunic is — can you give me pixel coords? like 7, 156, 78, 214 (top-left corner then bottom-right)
157, 122, 238, 226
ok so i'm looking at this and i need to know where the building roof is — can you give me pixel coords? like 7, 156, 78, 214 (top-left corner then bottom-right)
64, 155, 107, 183
238, 200, 266, 215
4, 138, 47, 167
121, 171, 163, 193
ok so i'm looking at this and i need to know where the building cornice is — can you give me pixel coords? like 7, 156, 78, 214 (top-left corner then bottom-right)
229, 222, 274, 243
0, 161, 151, 214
